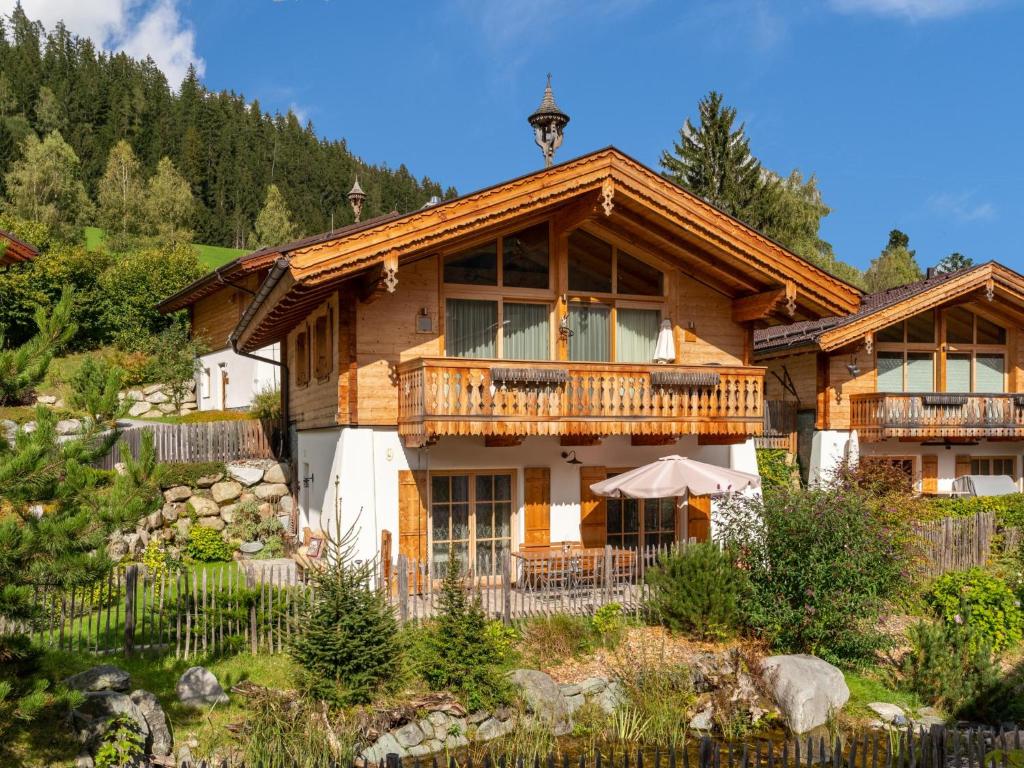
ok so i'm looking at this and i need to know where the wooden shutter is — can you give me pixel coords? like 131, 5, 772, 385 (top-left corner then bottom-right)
579, 466, 607, 548
687, 495, 712, 543
523, 467, 551, 549
921, 455, 938, 495
397, 470, 428, 562
955, 455, 971, 480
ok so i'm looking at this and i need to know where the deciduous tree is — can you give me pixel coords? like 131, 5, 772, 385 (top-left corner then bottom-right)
143, 156, 193, 242
96, 140, 145, 237
248, 183, 297, 249
3, 131, 92, 231
864, 229, 924, 293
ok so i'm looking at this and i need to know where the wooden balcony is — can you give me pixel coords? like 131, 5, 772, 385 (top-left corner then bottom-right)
397, 357, 765, 447
850, 392, 1024, 441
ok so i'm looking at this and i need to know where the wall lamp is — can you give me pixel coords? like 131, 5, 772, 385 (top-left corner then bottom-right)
561, 451, 582, 465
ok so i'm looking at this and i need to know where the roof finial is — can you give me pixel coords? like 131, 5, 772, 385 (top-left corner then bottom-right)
347, 176, 366, 222
528, 74, 570, 168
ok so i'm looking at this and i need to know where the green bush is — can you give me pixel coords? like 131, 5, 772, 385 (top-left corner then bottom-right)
717, 479, 911, 664
901, 620, 1000, 717
922, 494, 1024, 528
519, 614, 596, 665
154, 461, 226, 489
93, 714, 146, 768
416, 555, 509, 711
928, 568, 1023, 653
227, 500, 284, 544
186, 525, 233, 562
67, 356, 126, 424
251, 385, 282, 421
592, 602, 626, 646
756, 448, 794, 491
290, 533, 400, 705
483, 620, 520, 665
645, 543, 744, 640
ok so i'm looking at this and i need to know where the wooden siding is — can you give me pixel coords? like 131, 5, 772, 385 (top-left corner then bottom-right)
764, 352, 817, 409
286, 292, 340, 431
672, 272, 746, 366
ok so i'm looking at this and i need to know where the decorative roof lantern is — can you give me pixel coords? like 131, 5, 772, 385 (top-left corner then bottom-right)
528, 74, 570, 168
347, 177, 366, 222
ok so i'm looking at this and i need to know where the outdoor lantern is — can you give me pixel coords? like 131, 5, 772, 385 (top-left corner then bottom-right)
528, 74, 570, 168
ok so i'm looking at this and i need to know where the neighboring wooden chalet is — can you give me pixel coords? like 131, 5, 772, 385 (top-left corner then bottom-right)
756, 262, 1024, 493
0, 228, 39, 267
216, 146, 858, 567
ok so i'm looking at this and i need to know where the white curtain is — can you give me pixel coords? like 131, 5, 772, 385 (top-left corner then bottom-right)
876, 352, 903, 392
946, 354, 972, 393
503, 303, 549, 360
568, 304, 611, 362
446, 299, 497, 358
976, 354, 1005, 392
906, 353, 935, 393
616, 308, 661, 363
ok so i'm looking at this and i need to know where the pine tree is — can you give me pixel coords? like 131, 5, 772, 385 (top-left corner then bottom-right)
935, 252, 974, 274
3, 131, 92, 231
864, 229, 924, 293
143, 156, 193, 242
0, 287, 76, 406
248, 183, 297, 249
660, 91, 766, 221
67, 357, 127, 425
96, 140, 145, 237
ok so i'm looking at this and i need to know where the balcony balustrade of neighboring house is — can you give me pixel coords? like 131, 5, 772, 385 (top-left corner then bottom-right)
397, 357, 765, 447
850, 392, 1024, 441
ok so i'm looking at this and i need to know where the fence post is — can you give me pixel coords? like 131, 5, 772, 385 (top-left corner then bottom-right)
603, 545, 613, 604
246, 567, 258, 655
396, 555, 409, 624
501, 550, 512, 624
124, 565, 138, 656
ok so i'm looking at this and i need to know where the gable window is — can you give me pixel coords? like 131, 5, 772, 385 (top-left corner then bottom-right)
443, 224, 550, 289
295, 330, 309, 387
314, 313, 332, 380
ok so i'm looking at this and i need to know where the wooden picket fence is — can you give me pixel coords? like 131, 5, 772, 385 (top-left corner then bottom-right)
95, 419, 275, 470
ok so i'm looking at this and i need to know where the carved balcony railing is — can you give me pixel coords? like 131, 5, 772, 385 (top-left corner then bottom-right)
850, 392, 1024, 441
397, 358, 765, 446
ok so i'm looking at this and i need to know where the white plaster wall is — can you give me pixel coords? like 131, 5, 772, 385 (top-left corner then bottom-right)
858, 439, 1024, 495
196, 343, 280, 411
295, 429, 761, 562
808, 430, 853, 487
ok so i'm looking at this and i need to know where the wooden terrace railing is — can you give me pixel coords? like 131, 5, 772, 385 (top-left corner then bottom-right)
850, 392, 1024, 441
397, 357, 765, 446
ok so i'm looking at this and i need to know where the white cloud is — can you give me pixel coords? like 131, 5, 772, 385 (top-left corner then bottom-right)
928, 192, 996, 222
829, 0, 1002, 21
0, 0, 204, 87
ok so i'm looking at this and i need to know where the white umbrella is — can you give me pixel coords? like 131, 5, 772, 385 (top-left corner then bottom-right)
589, 455, 761, 499
653, 320, 676, 364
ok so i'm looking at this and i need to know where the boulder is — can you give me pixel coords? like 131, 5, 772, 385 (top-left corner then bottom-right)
124, 533, 145, 557
175, 517, 192, 539
126, 389, 145, 402
762, 654, 849, 734
134, 527, 150, 547
689, 701, 714, 731
56, 419, 82, 435
220, 504, 239, 524
254, 483, 289, 500
596, 680, 623, 714
146, 391, 169, 404
476, 717, 514, 741
187, 496, 220, 517
155, 402, 176, 413
71, 690, 150, 746
362, 732, 408, 763
75, 750, 94, 768
197, 516, 226, 531
176, 666, 228, 709
195, 472, 224, 489
228, 463, 265, 487
578, 677, 609, 696
868, 702, 908, 726
131, 689, 173, 756
161, 502, 183, 524
258, 502, 275, 520
508, 669, 571, 735
164, 486, 192, 503
142, 383, 164, 396
1, 419, 16, 443
36, 394, 57, 405
394, 722, 425, 749
278, 495, 295, 516
106, 535, 129, 561
145, 510, 163, 531
211, 480, 243, 504
128, 401, 151, 418
64, 665, 131, 693
179, 402, 198, 413
262, 462, 290, 485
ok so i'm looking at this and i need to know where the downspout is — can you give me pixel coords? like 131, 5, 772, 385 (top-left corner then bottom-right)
230, 257, 292, 456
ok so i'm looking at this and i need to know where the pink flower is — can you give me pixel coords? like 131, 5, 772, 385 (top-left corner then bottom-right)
954, 614, 963, 624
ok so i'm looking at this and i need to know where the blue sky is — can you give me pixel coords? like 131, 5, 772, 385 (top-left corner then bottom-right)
11, 0, 1024, 272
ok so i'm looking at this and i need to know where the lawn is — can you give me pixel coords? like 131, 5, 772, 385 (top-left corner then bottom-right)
143, 410, 256, 424
84, 226, 247, 270
843, 669, 927, 721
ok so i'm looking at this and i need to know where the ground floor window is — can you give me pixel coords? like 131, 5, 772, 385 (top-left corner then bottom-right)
970, 456, 1016, 478
605, 481, 676, 549
430, 472, 513, 574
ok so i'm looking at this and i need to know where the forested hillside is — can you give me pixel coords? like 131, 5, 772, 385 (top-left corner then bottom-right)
0, 5, 455, 248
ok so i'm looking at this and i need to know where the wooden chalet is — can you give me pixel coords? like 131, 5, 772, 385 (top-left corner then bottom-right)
0, 228, 39, 267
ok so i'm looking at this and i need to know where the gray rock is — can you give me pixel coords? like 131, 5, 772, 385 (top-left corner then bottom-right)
211, 480, 243, 504
142, 383, 164, 396
146, 390, 169, 404
227, 463, 264, 486
124, 533, 144, 557
868, 702, 907, 726
429, 710, 451, 728
188, 496, 220, 517
75, 750, 94, 768
145, 510, 163, 531
156, 402, 177, 414
278, 495, 295, 515
195, 472, 224, 488
126, 389, 145, 402
559, 683, 582, 697
254, 482, 289, 500
134, 526, 150, 547
579, 677, 609, 695
417, 717, 436, 740
508, 668, 571, 735
220, 503, 239, 524
128, 401, 151, 418
466, 710, 489, 725
596, 681, 623, 714
564, 693, 585, 714
56, 418, 82, 435
36, 394, 57, 405
762, 654, 849, 734
239, 540, 264, 554
71, 690, 149, 746
176, 666, 228, 709
164, 486, 192, 503
395, 721, 425, 748
263, 462, 290, 485
106, 535, 128, 561
64, 665, 131, 693
258, 502, 276, 520
131, 689, 173, 756
174, 517, 192, 539
161, 502, 182, 524
689, 702, 714, 731
362, 732, 407, 763
197, 516, 226, 531
476, 717, 514, 741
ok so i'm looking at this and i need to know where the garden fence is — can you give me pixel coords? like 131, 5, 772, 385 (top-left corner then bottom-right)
94, 419, 276, 470
913, 511, 1005, 577
169, 727, 1024, 768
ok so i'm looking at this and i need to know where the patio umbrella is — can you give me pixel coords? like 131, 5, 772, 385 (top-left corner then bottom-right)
653, 319, 676, 364
588, 455, 761, 499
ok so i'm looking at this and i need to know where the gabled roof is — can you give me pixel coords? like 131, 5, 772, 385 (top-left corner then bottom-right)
231, 147, 863, 353
0, 228, 39, 266
754, 261, 1024, 356
157, 211, 404, 314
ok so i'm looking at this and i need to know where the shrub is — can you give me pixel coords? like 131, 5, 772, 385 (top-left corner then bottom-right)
645, 543, 744, 640
93, 714, 146, 768
290, 529, 400, 705
612, 648, 694, 748
717, 477, 912, 664
417, 555, 509, 711
756, 448, 794, 491
251, 385, 282, 421
592, 602, 626, 646
483, 620, 520, 665
154, 461, 226, 489
928, 568, 1023, 653
67, 356, 126, 424
519, 614, 595, 665
186, 525, 233, 562
901, 620, 1000, 717
140, 540, 179, 594
921, 494, 1024, 528
227, 500, 284, 545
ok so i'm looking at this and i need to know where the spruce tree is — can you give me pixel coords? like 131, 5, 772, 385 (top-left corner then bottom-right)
865, 229, 924, 293
0, 287, 76, 406
248, 183, 297, 249
935, 252, 973, 274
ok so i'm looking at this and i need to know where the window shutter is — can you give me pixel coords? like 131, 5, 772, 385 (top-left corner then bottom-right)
523, 467, 551, 549
687, 495, 712, 543
579, 466, 607, 547
397, 470, 428, 563
921, 455, 938, 495
955, 455, 971, 479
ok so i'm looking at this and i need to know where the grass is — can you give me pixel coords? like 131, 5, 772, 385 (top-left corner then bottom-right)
843, 669, 927, 721
144, 410, 256, 424
84, 226, 246, 270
